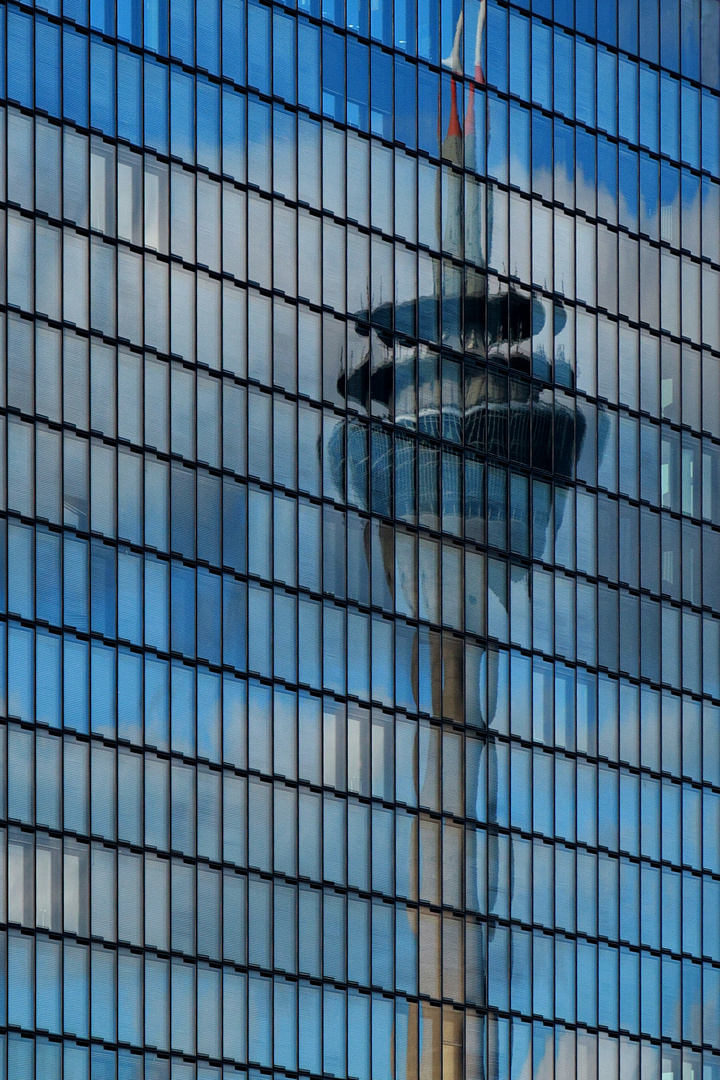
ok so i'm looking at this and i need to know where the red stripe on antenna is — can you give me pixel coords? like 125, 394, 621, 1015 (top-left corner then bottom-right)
447, 77, 462, 137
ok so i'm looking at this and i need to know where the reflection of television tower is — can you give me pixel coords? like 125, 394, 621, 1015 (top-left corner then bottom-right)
332, 3, 584, 1075
464, 3, 486, 281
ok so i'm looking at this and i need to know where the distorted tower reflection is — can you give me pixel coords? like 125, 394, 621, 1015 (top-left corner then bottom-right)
332, 3, 585, 1076
4, 0, 720, 1073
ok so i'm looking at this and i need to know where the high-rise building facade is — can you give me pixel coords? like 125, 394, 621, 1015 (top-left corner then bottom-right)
2, 0, 720, 1077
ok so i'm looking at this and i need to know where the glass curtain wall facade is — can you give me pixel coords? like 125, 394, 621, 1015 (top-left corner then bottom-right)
2, 0, 720, 1078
